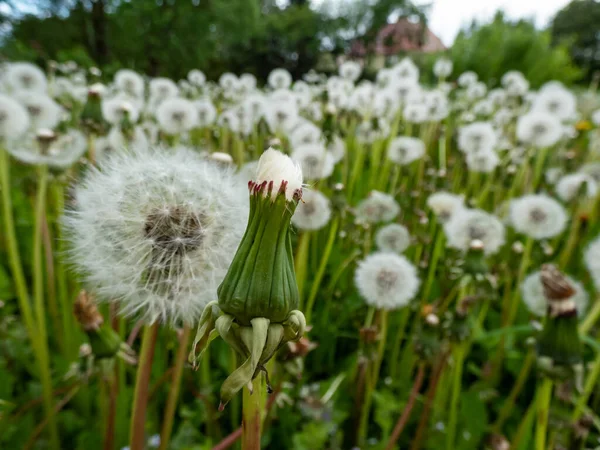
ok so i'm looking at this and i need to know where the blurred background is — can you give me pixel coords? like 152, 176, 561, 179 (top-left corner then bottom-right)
0, 0, 598, 87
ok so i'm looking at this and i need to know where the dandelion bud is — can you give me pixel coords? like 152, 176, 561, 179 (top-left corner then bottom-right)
81, 86, 106, 134
536, 264, 583, 375
463, 239, 488, 275
209, 151, 234, 166
189, 148, 306, 408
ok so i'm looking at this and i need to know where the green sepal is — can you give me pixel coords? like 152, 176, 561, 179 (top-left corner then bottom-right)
87, 325, 122, 359
537, 313, 582, 367
188, 301, 221, 369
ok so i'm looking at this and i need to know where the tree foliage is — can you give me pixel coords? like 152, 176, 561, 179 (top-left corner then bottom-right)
551, 0, 600, 82
451, 12, 580, 88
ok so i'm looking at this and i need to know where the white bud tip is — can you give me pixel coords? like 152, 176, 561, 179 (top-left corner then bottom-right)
209, 152, 234, 164
470, 239, 484, 250
425, 313, 440, 326
36, 128, 56, 139
89, 83, 106, 96
254, 147, 303, 201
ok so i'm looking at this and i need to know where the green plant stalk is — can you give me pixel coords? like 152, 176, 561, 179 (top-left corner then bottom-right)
493, 349, 536, 432
33, 164, 60, 450
0, 148, 38, 355
507, 238, 534, 326
389, 307, 410, 379
446, 342, 466, 450
130, 322, 160, 450
422, 228, 444, 301
368, 140, 384, 190
579, 298, 600, 335
572, 350, 600, 422
510, 398, 536, 450
294, 232, 311, 306
42, 215, 63, 352
357, 310, 388, 447
230, 349, 240, 429
535, 377, 553, 450
159, 326, 191, 450
558, 206, 583, 268
347, 141, 366, 201
532, 146, 550, 191
242, 373, 265, 450
305, 217, 339, 324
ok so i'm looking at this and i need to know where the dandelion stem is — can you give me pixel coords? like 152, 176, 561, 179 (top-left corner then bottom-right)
446, 342, 466, 450
294, 232, 311, 306
534, 377, 553, 450
130, 322, 159, 450
572, 349, 600, 422
242, 373, 265, 450
579, 297, 600, 335
159, 326, 191, 450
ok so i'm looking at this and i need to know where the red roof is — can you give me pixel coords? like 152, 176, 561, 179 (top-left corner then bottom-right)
351, 18, 446, 57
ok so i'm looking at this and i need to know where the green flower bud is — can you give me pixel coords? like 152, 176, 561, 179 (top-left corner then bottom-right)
189, 148, 307, 408
80, 86, 107, 135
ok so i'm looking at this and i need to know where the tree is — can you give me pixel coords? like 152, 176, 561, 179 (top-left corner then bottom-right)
451, 11, 580, 88
552, 0, 600, 82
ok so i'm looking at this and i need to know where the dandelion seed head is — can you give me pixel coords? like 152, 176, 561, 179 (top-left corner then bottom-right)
556, 173, 598, 202
4, 62, 47, 93
15, 91, 63, 130
355, 252, 420, 310
584, 236, 600, 291
291, 189, 331, 230
387, 136, 425, 166
0, 93, 29, 139
6, 128, 86, 168
516, 111, 562, 148
156, 97, 199, 134
427, 191, 465, 222
114, 69, 145, 98
433, 58, 452, 78
509, 194, 568, 240
522, 271, 588, 317
444, 209, 505, 255
375, 223, 411, 254
268, 68, 293, 90
355, 191, 400, 224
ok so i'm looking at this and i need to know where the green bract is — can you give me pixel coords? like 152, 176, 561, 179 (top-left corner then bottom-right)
189, 176, 306, 408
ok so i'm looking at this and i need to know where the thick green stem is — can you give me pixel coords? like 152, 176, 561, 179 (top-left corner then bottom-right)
580, 299, 600, 335
159, 326, 191, 450
130, 323, 160, 450
535, 377, 553, 450
294, 232, 311, 305
242, 373, 265, 450
33, 164, 60, 450
305, 217, 339, 324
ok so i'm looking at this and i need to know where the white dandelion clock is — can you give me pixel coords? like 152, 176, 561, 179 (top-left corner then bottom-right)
254, 147, 303, 201
556, 173, 598, 202
521, 271, 588, 317
149, 77, 179, 102
458, 122, 497, 154
291, 143, 335, 180
339, 60, 362, 82
156, 97, 199, 134
4, 62, 47, 93
433, 58, 453, 78
0, 94, 30, 139
584, 236, 600, 291
532, 87, 577, 121
387, 136, 425, 166
291, 189, 331, 231
427, 192, 465, 222
65, 146, 248, 325
502, 71, 529, 96
466, 82, 487, 100
289, 121, 322, 148
393, 58, 420, 83
458, 71, 477, 87
6, 129, 86, 169
102, 94, 140, 125
194, 99, 217, 127
355, 191, 400, 224
264, 101, 298, 134
580, 162, 600, 184
354, 252, 420, 310
219, 72, 238, 91
444, 209, 505, 255
327, 136, 346, 164
268, 68, 293, 90
107, 126, 149, 151
114, 69, 145, 98
403, 103, 428, 124
375, 224, 411, 254
240, 73, 257, 92
15, 92, 63, 130
516, 111, 562, 148
187, 69, 206, 86
509, 194, 568, 239
465, 149, 499, 173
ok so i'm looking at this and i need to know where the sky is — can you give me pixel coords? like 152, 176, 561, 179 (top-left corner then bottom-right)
414, 0, 573, 46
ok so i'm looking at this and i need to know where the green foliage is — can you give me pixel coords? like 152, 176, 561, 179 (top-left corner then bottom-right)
551, 0, 600, 83
451, 12, 581, 87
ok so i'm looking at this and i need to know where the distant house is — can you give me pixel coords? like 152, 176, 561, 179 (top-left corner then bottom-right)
349, 18, 446, 67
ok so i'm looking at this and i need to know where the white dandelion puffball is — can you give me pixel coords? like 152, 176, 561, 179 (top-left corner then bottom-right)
387, 136, 425, 166
465, 149, 499, 173
291, 143, 335, 180
339, 60, 362, 82
114, 69, 145, 98
584, 236, 600, 291
254, 147, 303, 201
289, 121, 322, 148
509, 194, 568, 240
194, 99, 217, 127
240, 73, 257, 92
580, 162, 600, 184
65, 146, 248, 325
433, 58, 453, 78
102, 94, 140, 125
516, 111, 562, 148
6, 129, 87, 168
531, 87, 577, 121
502, 71, 529, 96
291, 189, 331, 231
355, 252, 420, 310
592, 109, 600, 126
556, 173, 598, 202
403, 103, 428, 124
187, 69, 206, 86
466, 82, 487, 100
521, 271, 588, 317
268, 68, 293, 90
355, 191, 400, 224
149, 77, 179, 101
444, 209, 505, 255
393, 58, 420, 82
4, 62, 48, 93
458, 122, 497, 154
427, 191, 465, 222
458, 71, 477, 87
375, 223, 411, 254
0, 94, 30, 139
15, 91, 63, 130
264, 101, 298, 134
107, 126, 149, 152
156, 97, 199, 134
